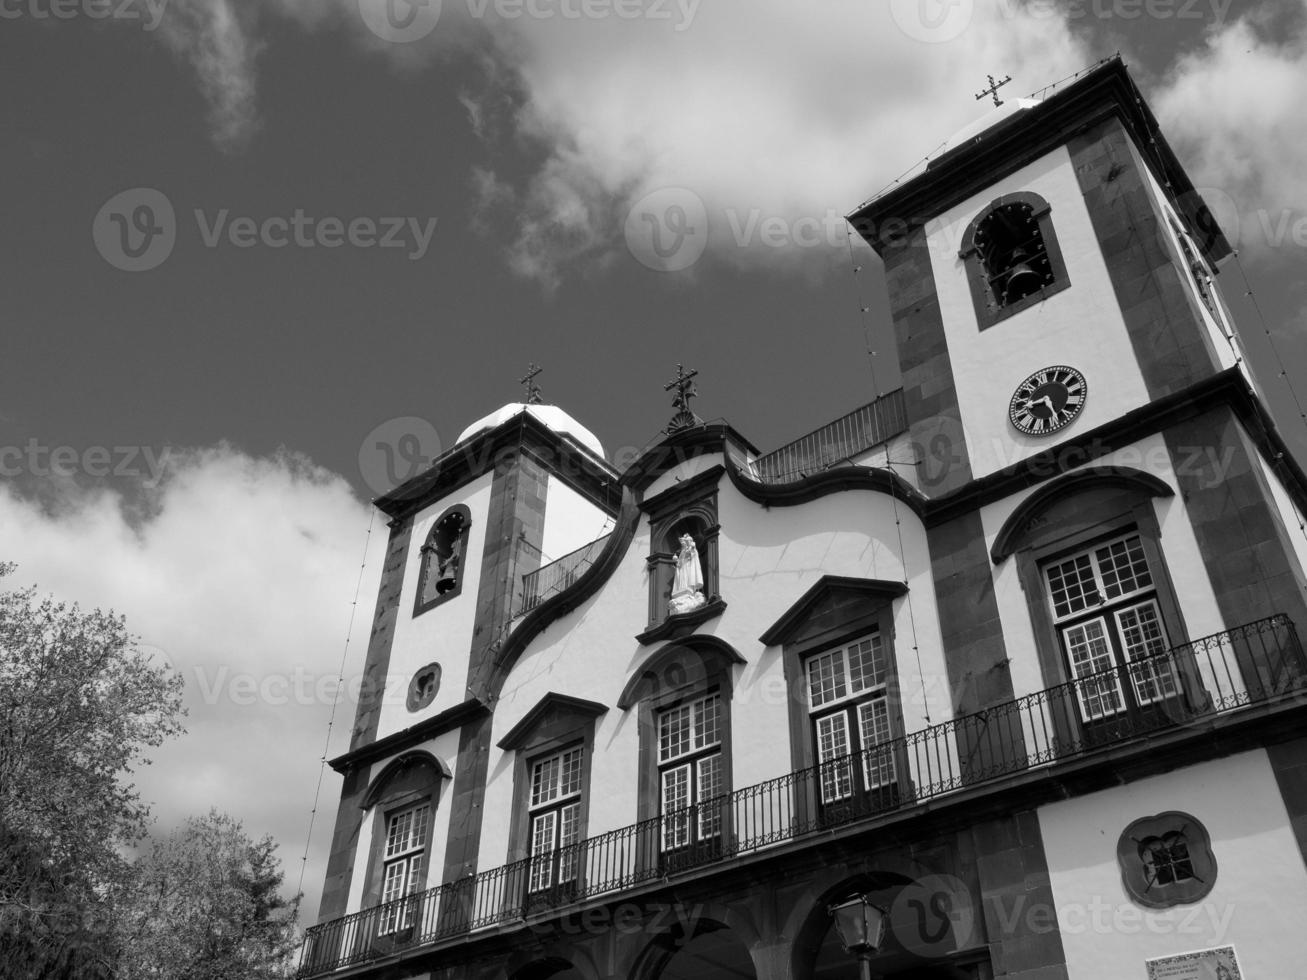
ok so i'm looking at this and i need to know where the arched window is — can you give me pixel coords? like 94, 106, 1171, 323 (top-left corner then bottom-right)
414, 505, 472, 615
960, 191, 1070, 329
619, 637, 743, 876
358, 752, 449, 946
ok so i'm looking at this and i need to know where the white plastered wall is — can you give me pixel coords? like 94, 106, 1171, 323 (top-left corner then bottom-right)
477, 452, 947, 868
924, 144, 1151, 481
374, 472, 493, 742
1039, 749, 1307, 980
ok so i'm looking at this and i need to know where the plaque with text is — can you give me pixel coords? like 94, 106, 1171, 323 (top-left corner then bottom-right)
1145, 945, 1242, 979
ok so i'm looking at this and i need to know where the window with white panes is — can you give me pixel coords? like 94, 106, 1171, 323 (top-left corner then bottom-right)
378, 803, 429, 934
657, 693, 723, 852
806, 633, 895, 805
527, 747, 584, 892
1043, 531, 1179, 722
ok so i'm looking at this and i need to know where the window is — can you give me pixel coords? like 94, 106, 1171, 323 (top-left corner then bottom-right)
1043, 531, 1180, 724
405, 662, 442, 713
1118, 811, 1216, 909
806, 633, 897, 807
960, 192, 1069, 330
414, 505, 472, 615
527, 746, 584, 893
618, 636, 740, 874
379, 803, 429, 934
658, 693, 724, 853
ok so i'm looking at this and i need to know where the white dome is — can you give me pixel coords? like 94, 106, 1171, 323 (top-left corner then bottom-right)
455, 403, 606, 458
938, 98, 1042, 156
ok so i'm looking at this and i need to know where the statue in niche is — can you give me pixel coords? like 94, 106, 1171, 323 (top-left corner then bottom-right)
669, 533, 706, 615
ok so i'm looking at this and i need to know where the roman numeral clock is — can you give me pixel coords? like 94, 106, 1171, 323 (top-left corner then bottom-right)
1008, 365, 1087, 436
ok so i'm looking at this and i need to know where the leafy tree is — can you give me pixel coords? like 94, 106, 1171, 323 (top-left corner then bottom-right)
115, 810, 300, 980
0, 563, 186, 977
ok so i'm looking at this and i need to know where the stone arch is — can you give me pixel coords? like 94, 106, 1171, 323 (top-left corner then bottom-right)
360, 750, 451, 810
991, 465, 1174, 563
617, 635, 745, 710
625, 905, 761, 980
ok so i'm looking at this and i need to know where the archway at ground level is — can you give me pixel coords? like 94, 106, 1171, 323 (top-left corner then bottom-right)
644, 923, 757, 980
796, 872, 989, 980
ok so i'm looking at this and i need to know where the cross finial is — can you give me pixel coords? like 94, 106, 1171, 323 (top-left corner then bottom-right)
519, 363, 544, 405
975, 73, 1012, 108
662, 363, 702, 435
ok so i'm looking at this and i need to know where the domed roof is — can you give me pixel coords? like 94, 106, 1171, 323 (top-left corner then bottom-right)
455, 403, 606, 458
938, 98, 1043, 156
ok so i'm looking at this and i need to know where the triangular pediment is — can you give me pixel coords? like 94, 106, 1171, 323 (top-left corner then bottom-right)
496, 692, 608, 751
758, 576, 907, 648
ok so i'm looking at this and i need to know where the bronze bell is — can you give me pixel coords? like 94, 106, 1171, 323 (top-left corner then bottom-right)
435, 559, 459, 594
1003, 250, 1042, 303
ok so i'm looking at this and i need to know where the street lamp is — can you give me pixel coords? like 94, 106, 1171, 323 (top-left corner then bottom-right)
828, 894, 888, 980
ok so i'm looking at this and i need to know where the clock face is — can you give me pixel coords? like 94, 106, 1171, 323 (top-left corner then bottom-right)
1009, 365, 1087, 436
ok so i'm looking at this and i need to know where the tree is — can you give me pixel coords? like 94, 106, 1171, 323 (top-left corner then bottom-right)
0, 563, 186, 977
115, 811, 300, 980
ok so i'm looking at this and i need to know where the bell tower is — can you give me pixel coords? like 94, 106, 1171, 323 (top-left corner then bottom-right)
849, 58, 1240, 494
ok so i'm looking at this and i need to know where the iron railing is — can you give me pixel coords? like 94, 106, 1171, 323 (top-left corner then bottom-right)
299, 614, 1304, 976
516, 534, 613, 616
751, 389, 907, 484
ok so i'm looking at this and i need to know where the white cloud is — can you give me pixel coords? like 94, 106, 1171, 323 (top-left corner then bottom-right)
153, 0, 265, 153
1154, 2, 1307, 257
0, 446, 385, 923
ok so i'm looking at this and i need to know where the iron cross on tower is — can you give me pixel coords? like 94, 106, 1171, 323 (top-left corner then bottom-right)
663, 363, 702, 434
519, 363, 544, 405
975, 73, 1012, 108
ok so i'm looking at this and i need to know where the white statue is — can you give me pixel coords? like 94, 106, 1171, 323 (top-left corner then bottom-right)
669, 533, 707, 615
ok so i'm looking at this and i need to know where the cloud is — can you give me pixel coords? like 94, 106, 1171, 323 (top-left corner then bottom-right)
153, 0, 265, 153
0, 445, 385, 923
1154, 1, 1307, 257
457, 2, 1090, 283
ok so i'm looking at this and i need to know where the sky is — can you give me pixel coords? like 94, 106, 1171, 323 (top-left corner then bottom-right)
2, 0, 1307, 928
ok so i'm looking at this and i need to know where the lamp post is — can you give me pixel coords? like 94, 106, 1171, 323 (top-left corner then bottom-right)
828, 894, 888, 980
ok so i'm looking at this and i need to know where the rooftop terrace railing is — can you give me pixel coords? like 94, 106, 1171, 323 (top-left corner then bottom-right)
299, 614, 1305, 977
751, 388, 907, 484
516, 533, 613, 617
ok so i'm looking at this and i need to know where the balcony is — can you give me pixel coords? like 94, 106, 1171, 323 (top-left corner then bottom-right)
516, 534, 613, 617
299, 614, 1305, 977
750, 388, 907, 484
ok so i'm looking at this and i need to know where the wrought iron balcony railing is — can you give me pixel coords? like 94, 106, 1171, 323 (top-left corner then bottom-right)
516, 534, 613, 617
751, 388, 907, 484
300, 614, 1305, 977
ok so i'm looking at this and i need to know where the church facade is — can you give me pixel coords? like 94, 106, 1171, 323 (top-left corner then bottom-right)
300, 59, 1307, 980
